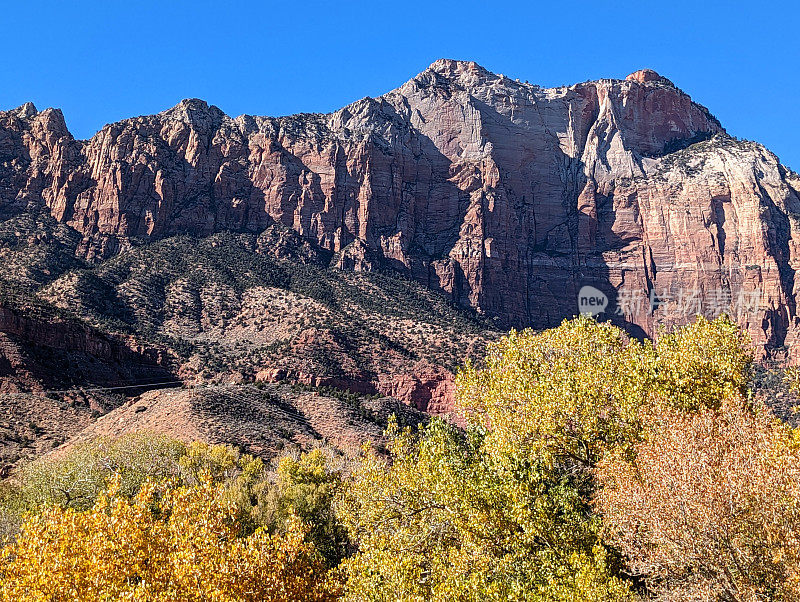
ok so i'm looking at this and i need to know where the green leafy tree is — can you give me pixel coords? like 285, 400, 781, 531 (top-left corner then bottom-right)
263, 449, 349, 567
6, 431, 185, 512
338, 418, 629, 601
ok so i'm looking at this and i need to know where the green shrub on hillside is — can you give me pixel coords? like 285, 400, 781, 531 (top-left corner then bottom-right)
4, 431, 185, 513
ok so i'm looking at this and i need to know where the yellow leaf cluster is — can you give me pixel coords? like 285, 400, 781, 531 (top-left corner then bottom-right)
337, 419, 631, 601
456, 314, 752, 467
0, 476, 340, 601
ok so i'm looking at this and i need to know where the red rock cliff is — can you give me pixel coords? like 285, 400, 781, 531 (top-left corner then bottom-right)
2, 60, 799, 357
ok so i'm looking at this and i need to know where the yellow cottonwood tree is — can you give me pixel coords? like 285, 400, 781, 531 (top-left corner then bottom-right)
457, 315, 751, 468
0, 476, 341, 601
338, 419, 631, 602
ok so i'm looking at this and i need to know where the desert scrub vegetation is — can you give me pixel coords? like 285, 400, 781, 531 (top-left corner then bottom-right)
1, 316, 799, 600
0, 220, 496, 397
10, 227, 496, 388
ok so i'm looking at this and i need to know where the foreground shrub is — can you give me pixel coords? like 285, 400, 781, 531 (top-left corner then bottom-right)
178, 440, 270, 537
6, 431, 186, 512
262, 449, 350, 567
649, 315, 751, 411
597, 399, 800, 600
0, 477, 340, 601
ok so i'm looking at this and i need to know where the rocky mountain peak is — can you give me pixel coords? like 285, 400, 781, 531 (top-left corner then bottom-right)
625, 68, 674, 86
410, 58, 497, 91
13, 102, 38, 119
160, 98, 226, 128
425, 58, 491, 78
1, 63, 798, 361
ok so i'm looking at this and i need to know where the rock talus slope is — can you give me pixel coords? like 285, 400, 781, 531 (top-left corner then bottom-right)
2, 60, 800, 356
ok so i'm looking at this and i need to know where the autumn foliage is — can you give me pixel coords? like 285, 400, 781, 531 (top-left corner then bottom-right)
1, 315, 799, 600
597, 399, 800, 600
0, 476, 339, 601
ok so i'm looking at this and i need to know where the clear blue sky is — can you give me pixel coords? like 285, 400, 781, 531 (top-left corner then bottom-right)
3, 0, 798, 169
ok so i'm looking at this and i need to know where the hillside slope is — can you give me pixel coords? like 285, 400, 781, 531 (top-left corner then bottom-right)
66, 383, 428, 459
0, 210, 494, 467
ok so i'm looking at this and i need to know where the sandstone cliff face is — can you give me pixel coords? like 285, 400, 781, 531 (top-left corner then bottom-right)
2, 59, 800, 356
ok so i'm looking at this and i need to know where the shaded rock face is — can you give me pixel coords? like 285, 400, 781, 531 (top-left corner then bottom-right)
0, 305, 171, 393
3, 60, 800, 357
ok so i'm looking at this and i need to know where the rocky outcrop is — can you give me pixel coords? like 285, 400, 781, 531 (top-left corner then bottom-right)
254, 360, 456, 415
0, 304, 171, 392
3, 60, 800, 357
377, 361, 456, 415
626, 68, 673, 85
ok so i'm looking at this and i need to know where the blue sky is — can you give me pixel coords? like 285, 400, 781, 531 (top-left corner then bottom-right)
2, 0, 798, 168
